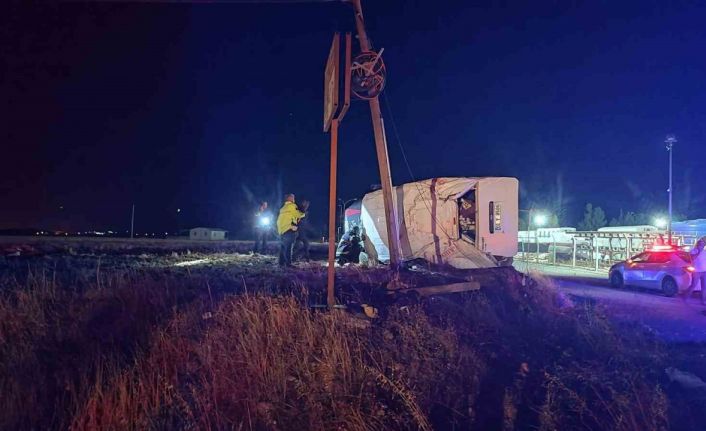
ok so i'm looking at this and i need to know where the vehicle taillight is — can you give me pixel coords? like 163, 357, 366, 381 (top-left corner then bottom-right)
685, 266, 695, 272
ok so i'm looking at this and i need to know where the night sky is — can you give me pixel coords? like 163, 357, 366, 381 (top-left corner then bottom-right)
2, 0, 706, 235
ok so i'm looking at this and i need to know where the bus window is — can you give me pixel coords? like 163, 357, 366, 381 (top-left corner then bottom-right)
488, 201, 503, 234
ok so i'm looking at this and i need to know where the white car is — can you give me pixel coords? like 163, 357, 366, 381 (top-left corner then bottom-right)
608, 246, 695, 296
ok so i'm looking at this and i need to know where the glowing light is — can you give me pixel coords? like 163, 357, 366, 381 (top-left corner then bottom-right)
653, 217, 667, 229
686, 266, 696, 272
533, 213, 548, 227
649, 245, 675, 251
259, 216, 271, 226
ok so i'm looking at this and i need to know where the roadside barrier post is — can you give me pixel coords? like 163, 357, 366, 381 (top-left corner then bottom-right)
572, 237, 577, 267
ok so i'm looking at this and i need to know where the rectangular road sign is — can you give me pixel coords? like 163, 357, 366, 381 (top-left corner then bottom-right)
336, 32, 351, 122
323, 33, 340, 132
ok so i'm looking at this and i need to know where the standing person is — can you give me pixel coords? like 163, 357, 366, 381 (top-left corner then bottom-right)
252, 201, 272, 254
685, 239, 706, 304
294, 200, 313, 261
277, 194, 305, 267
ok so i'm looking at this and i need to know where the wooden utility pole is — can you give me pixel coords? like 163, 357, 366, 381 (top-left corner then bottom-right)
350, 0, 400, 267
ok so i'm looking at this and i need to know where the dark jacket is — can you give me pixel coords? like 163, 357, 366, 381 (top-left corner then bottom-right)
296, 208, 315, 238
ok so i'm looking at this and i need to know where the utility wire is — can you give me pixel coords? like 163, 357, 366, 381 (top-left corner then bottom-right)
382, 90, 416, 183
381, 91, 491, 265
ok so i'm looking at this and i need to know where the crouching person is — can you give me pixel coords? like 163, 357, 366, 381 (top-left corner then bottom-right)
277, 193, 305, 268
336, 225, 363, 265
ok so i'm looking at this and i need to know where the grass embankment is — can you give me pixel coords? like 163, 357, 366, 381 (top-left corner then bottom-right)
0, 252, 673, 430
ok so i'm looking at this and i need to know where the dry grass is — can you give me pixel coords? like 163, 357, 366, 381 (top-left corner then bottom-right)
0, 252, 320, 430
419, 272, 670, 431
70, 288, 669, 431
71, 295, 469, 430
0, 250, 680, 430
0, 267, 202, 430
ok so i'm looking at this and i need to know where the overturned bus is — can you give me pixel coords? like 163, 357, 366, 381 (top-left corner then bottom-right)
341, 177, 519, 269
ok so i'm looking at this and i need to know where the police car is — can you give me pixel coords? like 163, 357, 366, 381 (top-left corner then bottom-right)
608, 245, 695, 296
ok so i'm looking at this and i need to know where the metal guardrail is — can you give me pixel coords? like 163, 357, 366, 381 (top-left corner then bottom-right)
518, 230, 701, 272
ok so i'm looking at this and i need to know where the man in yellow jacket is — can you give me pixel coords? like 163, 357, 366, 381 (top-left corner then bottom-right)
277, 193, 305, 267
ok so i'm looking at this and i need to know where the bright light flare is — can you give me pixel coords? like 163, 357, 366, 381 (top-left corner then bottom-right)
533, 213, 548, 227
259, 216, 271, 226
653, 217, 667, 229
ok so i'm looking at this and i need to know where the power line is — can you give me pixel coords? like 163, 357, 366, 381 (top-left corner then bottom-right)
382, 91, 416, 183
381, 92, 492, 264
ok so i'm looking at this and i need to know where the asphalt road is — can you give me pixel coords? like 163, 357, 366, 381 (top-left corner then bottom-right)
552, 275, 706, 343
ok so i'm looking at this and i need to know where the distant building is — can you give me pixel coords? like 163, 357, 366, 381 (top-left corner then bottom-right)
189, 227, 227, 241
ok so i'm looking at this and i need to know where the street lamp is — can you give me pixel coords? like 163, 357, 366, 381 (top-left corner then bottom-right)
653, 217, 667, 229
532, 212, 548, 263
519, 209, 548, 264
176, 208, 182, 235
665, 134, 676, 244
533, 213, 548, 227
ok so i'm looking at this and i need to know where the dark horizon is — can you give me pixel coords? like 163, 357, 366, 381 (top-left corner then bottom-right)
3, 0, 706, 235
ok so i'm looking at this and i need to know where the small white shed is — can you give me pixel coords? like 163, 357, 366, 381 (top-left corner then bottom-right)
189, 227, 227, 241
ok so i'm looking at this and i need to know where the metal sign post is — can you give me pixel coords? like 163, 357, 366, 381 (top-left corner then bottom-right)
327, 118, 339, 307
323, 33, 351, 309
